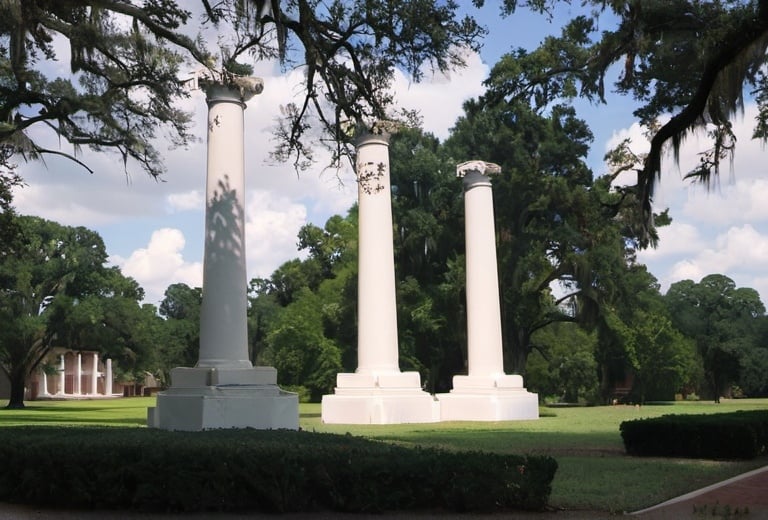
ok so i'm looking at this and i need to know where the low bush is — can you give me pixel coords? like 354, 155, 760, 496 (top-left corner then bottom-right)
0, 427, 557, 514
620, 410, 768, 459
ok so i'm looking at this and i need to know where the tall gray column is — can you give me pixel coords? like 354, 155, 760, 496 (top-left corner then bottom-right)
197, 82, 255, 369
147, 74, 298, 431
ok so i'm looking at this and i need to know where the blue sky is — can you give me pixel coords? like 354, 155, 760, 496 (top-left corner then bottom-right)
11, 2, 768, 308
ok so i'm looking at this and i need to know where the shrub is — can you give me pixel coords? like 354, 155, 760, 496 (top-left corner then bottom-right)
620, 410, 768, 459
0, 427, 557, 514
281, 385, 311, 403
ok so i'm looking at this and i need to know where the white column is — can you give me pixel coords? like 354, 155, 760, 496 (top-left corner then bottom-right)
57, 355, 65, 395
147, 74, 298, 431
105, 358, 113, 396
320, 127, 439, 424
196, 83, 258, 369
460, 164, 505, 378
436, 161, 539, 421
40, 369, 49, 396
75, 353, 82, 395
355, 133, 400, 375
90, 353, 99, 395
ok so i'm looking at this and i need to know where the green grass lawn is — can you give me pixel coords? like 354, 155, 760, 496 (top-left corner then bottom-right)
2, 397, 766, 513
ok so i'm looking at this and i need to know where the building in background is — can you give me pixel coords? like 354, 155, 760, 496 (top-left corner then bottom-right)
0, 348, 156, 401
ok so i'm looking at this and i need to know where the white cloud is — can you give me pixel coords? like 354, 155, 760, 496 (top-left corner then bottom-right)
13, 182, 121, 227
680, 178, 768, 224
110, 190, 312, 305
607, 105, 768, 305
111, 228, 202, 305
637, 221, 703, 260
667, 260, 705, 285
753, 276, 768, 308
642, 221, 768, 302
391, 49, 489, 140
166, 190, 204, 212
696, 225, 768, 273
244, 190, 310, 279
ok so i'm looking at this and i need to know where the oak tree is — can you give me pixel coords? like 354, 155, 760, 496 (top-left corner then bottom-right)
0, 0, 484, 177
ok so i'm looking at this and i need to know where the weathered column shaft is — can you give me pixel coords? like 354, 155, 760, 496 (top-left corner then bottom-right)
355, 134, 400, 374
91, 353, 98, 395
58, 355, 64, 395
197, 85, 252, 369
75, 353, 82, 395
462, 170, 505, 377
105, 358, 113, 396
41, 370, 48, 395
147, 75, 298, 431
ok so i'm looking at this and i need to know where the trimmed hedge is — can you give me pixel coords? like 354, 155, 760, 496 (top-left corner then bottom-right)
0, 427, 557, 513
620, 410, 768, 459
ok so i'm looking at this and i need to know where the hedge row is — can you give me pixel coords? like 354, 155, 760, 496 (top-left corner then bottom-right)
620, 410, 768, 459
0, 427, 557, 513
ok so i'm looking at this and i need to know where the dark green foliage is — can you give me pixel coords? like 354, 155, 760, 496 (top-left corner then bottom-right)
526, 322, 599, 403
0, 427, 557, 513
0, 215, 156, 408
665, 275, 766, 401
620, 410, 768, 460
1, 2, 485, 177
486, 1, 768, 234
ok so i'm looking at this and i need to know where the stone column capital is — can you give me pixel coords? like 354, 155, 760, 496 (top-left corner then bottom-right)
345, 119, 405, 144
197, 70, 264, 106
456, 160, 501, 178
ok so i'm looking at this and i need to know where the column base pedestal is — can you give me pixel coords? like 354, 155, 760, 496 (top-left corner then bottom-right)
321, 371, 439, 424
147, 366, 298, 431
436, 374, 539, 421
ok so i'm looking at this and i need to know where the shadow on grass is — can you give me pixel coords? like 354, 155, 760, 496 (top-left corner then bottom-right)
5, 405, 125, 413
374, 429, 626, 456
1, 415, 146, 426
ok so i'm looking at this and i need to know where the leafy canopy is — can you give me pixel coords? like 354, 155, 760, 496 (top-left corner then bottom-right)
0, 0, 485, 177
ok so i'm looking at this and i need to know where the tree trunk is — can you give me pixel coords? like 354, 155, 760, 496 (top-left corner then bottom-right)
599, 363, 611, 404
508, 329, 530, 375
5, 367, 26, 409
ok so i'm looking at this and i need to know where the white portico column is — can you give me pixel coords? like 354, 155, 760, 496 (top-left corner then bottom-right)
436, 161, 538, 421
40, 368, 49, 396
75, 353, 82, 395
57, 355, 65, 395
90, 353, 98, 395
321, 128, 438, 424
147, 74, 298, 431
105, 358, 113, 396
